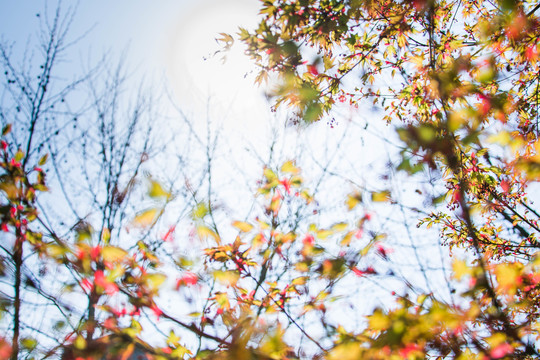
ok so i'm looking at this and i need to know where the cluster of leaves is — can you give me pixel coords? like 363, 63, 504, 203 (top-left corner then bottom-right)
0, 124, 47, 358
228, 0, 540, 358
0, 118, 395, 360
0, 123, 181, 359
191, 160, 384, 358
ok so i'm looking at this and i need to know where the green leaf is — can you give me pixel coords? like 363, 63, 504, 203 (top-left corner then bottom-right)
2, 124, 11, 136
38, 153, 48, 166
21, 337, 37, 351
14, 150, 24, 162
417, 125, 436, 142
53, 320, 66, 331
303, 102, 323, 122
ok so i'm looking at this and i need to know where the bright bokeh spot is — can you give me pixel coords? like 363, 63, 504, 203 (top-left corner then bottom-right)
166, 0, 269, 135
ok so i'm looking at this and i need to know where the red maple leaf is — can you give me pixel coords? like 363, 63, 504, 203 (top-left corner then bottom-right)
94, 270, 118, 295
177, 272, 198, 289
307, 64, 319, 76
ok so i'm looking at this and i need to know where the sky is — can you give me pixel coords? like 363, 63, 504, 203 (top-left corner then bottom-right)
0, 0, 269, 133
0, 0, 452, 350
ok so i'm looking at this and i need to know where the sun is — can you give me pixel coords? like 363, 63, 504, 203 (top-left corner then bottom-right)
166, 0, 270, 133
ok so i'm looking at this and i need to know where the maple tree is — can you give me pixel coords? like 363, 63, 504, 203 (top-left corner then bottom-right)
2, 0, 540, 360
234, 0, 540, 358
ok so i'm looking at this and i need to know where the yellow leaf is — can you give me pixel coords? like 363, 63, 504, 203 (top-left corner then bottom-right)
486, 332, 507, 348
196, 225, 219, 242
533, 140, 540, 162
292, 276, 308, 286
280, 160, 300, 174
132, 209, 158, 227
448, 110, 468, 132
328, 343, 362, 360
251, 233, 266, 249
371, 190, 391, 202
101, 228, 110, 243
214, 292, 230, 309
487, 131, 512, 146
74, 336, 86, 350
46, 243, 68, 258
216, 32, 234, 46
316, 229, 333, 239
146, 273, 167, 291
232, 221, 254, 232
341, 231, 354, 246
269, 195, 281, 214
331, 222, 348, 232
263, 167, 278, 182
256, 219, 270, 229
192, 202, 209, 220
0, 183, 18, 200
299, 189, 313, 203
148, 180, 170, 199
452, 259, 472, 280
260, 326, 290, 359
410, 54, 425, 69
295, 262, 309, 272
109, 264, 126, 280
346, 191, 362, 210
495, 263, 521, 295
290, 175, 303, 186
213, 270, 240, 286
101, 246, 127, 263
167, 330, 181, 346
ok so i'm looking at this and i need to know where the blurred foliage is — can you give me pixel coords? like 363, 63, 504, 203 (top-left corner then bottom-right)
3, 0, 540, 359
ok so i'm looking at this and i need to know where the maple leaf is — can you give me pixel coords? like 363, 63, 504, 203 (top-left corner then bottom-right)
307, 64, 319, 76
94, 270, 118, 295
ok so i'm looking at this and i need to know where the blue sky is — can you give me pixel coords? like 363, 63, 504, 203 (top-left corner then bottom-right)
0, 0, 263, 108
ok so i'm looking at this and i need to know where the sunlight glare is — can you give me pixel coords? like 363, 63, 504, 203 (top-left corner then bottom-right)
166, 0, 269, 135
